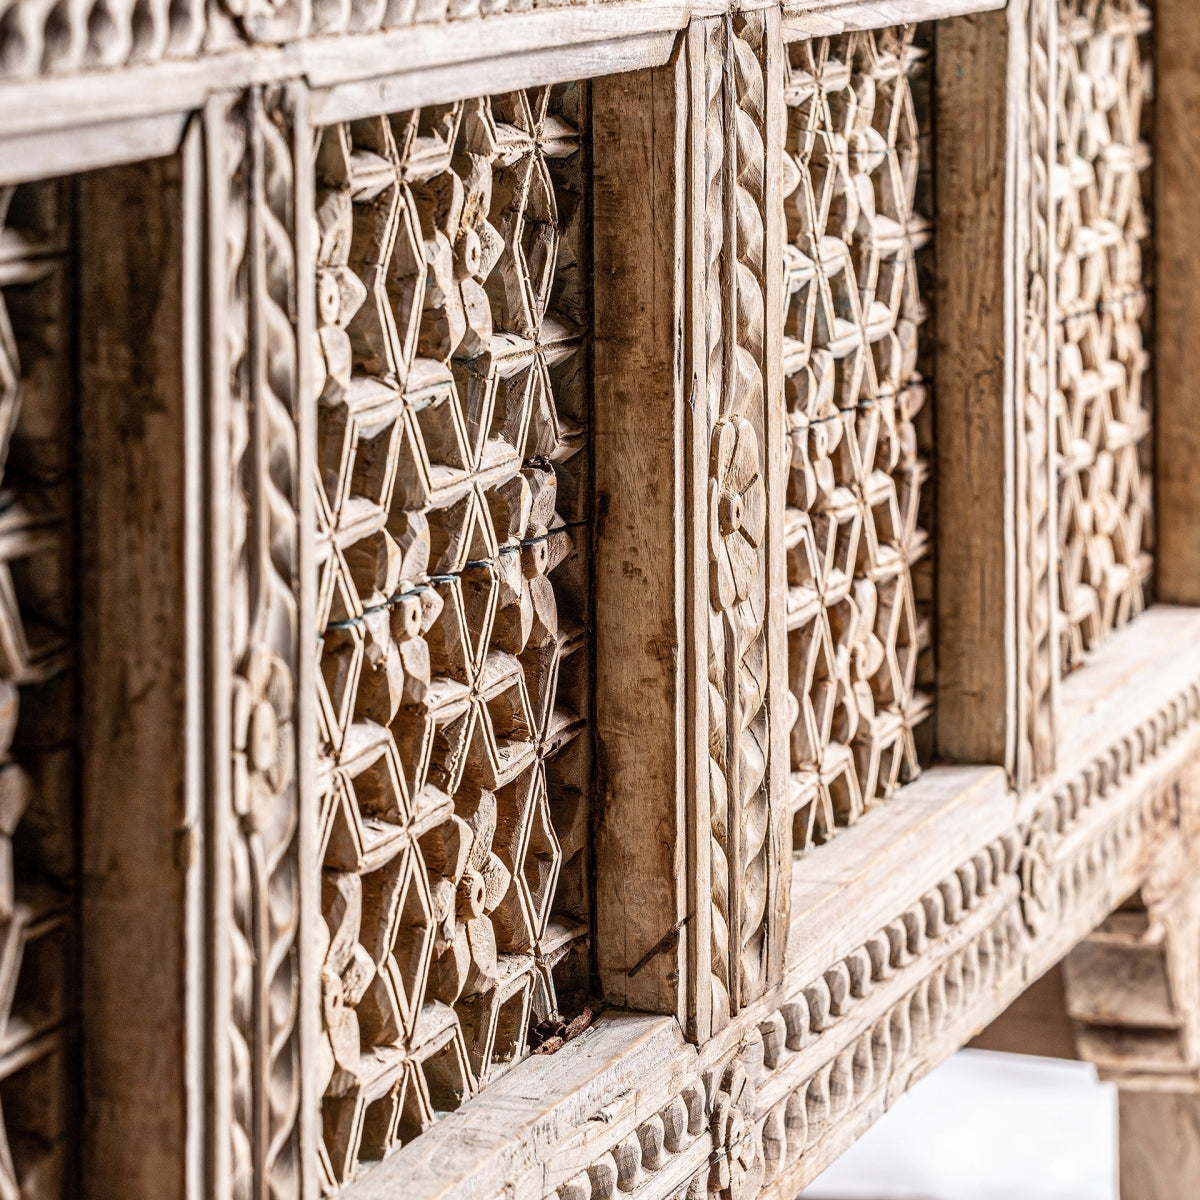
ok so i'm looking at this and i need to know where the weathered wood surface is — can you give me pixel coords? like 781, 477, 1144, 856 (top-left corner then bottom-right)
78, 155, 197, 1200
1154, 0, 1200, 609
0, 1, 1005, 182
1, 0, 1196, 1198
592, 53, 691, 1023
933, 7, 1034, 777
353, 605, 1200, 1200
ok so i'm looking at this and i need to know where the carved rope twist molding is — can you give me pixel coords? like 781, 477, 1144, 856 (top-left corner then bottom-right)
1019, 0, 1058, 779
704, 14, 734, 1033
728, 9, 772, 1016
706, 10, 775, 1027
226, 84, 304, 1200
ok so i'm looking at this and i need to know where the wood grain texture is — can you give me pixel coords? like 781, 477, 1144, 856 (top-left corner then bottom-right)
78, 155, 191, 1200
1154, 0, 1200, 607
1117, 1087, 1200, 1200
933, 9, 1022, 773
593, 52, 690, 1020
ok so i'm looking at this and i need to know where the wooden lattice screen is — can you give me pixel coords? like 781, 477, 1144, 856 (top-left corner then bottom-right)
3, 1, 1200, 1199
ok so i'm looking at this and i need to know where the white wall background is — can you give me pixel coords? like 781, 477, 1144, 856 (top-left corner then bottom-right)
802, 1050, 1118, 1200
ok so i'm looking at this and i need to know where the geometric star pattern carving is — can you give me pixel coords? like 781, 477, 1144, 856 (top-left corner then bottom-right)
0, 181, 74, 1200
1055, 0, 1154, 672
782, 27, 934, 854
313, 85, 592, 1188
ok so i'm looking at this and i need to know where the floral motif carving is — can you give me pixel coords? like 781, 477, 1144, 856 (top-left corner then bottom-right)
709, 1061, 764, 1200
710, 419, 766, 612
219, 84, 305, 1200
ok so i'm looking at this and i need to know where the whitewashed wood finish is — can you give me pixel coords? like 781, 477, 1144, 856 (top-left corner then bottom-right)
781, 24, 934, 850
1053, 0, 1153, 673
6, 0, 1200, 1199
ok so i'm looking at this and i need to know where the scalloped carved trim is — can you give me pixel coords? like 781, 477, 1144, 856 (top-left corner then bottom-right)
540, 652, 1200, 1200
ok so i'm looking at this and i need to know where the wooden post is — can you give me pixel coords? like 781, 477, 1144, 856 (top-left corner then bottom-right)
77, 142, 202, 1199
1117, 1087, 1200, 1200
934, 2, 1056, 783
1060, 775, 1200, 1200
592, 49, 694, 1025
1154, 0, 1200, 605
593, 12, 791, 1038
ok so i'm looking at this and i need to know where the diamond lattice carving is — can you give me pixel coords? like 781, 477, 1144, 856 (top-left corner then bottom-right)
782, 26, 934, 854
0, 181, 74, 1200
314, 86, 592, 1187
1055, 0, 1154, 672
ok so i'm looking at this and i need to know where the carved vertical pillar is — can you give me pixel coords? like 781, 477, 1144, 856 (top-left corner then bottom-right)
1020, 0, 1058, 778
204, 84, 317, 1200
691, 10, 789, 1031
594, 15, 789, 1039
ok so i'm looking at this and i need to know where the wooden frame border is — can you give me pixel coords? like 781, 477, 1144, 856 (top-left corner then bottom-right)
17, 0, 1200, 1198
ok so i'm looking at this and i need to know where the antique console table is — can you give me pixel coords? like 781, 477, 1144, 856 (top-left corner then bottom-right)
0, 0, 1196, 1196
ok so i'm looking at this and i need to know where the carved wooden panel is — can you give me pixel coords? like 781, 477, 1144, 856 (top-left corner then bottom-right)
312, 84, 592, 1186
0, 0, 204, 78
1055, 0, 1154, 672
0, 180, 74, 1200
2, 2, 1199, 1198
693, 10, 790, 1027
781, 26, 934, 852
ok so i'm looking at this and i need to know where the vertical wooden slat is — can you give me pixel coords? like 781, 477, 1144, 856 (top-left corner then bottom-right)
761, 2, 792, 1000
181, 115, 207, 1200
592, 48, 692, 1025
1155, 0, 1200, 606
202, 91, 237, 1200
935, 5, 1054, 782
289, 79, 319, 1200
78, 150, 193, 1200
685, 17, 715, 1045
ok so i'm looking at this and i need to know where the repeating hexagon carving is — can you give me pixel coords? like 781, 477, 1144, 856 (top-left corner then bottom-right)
782, 27, 934, 854
1055, 0, 1153, 672
314, 86, 592, 1187
0, 181, 75, 1200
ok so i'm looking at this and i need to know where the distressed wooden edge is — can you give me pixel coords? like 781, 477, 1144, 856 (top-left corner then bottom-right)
592, 40, 693, 1019
202, 80, 316, 1200
780, 0, 1004, 40
325, 605, 1200, 1200
0, 0, 1007, 150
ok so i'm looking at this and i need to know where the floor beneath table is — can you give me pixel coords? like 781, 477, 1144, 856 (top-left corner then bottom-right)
801, 1050, 1117, 1200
